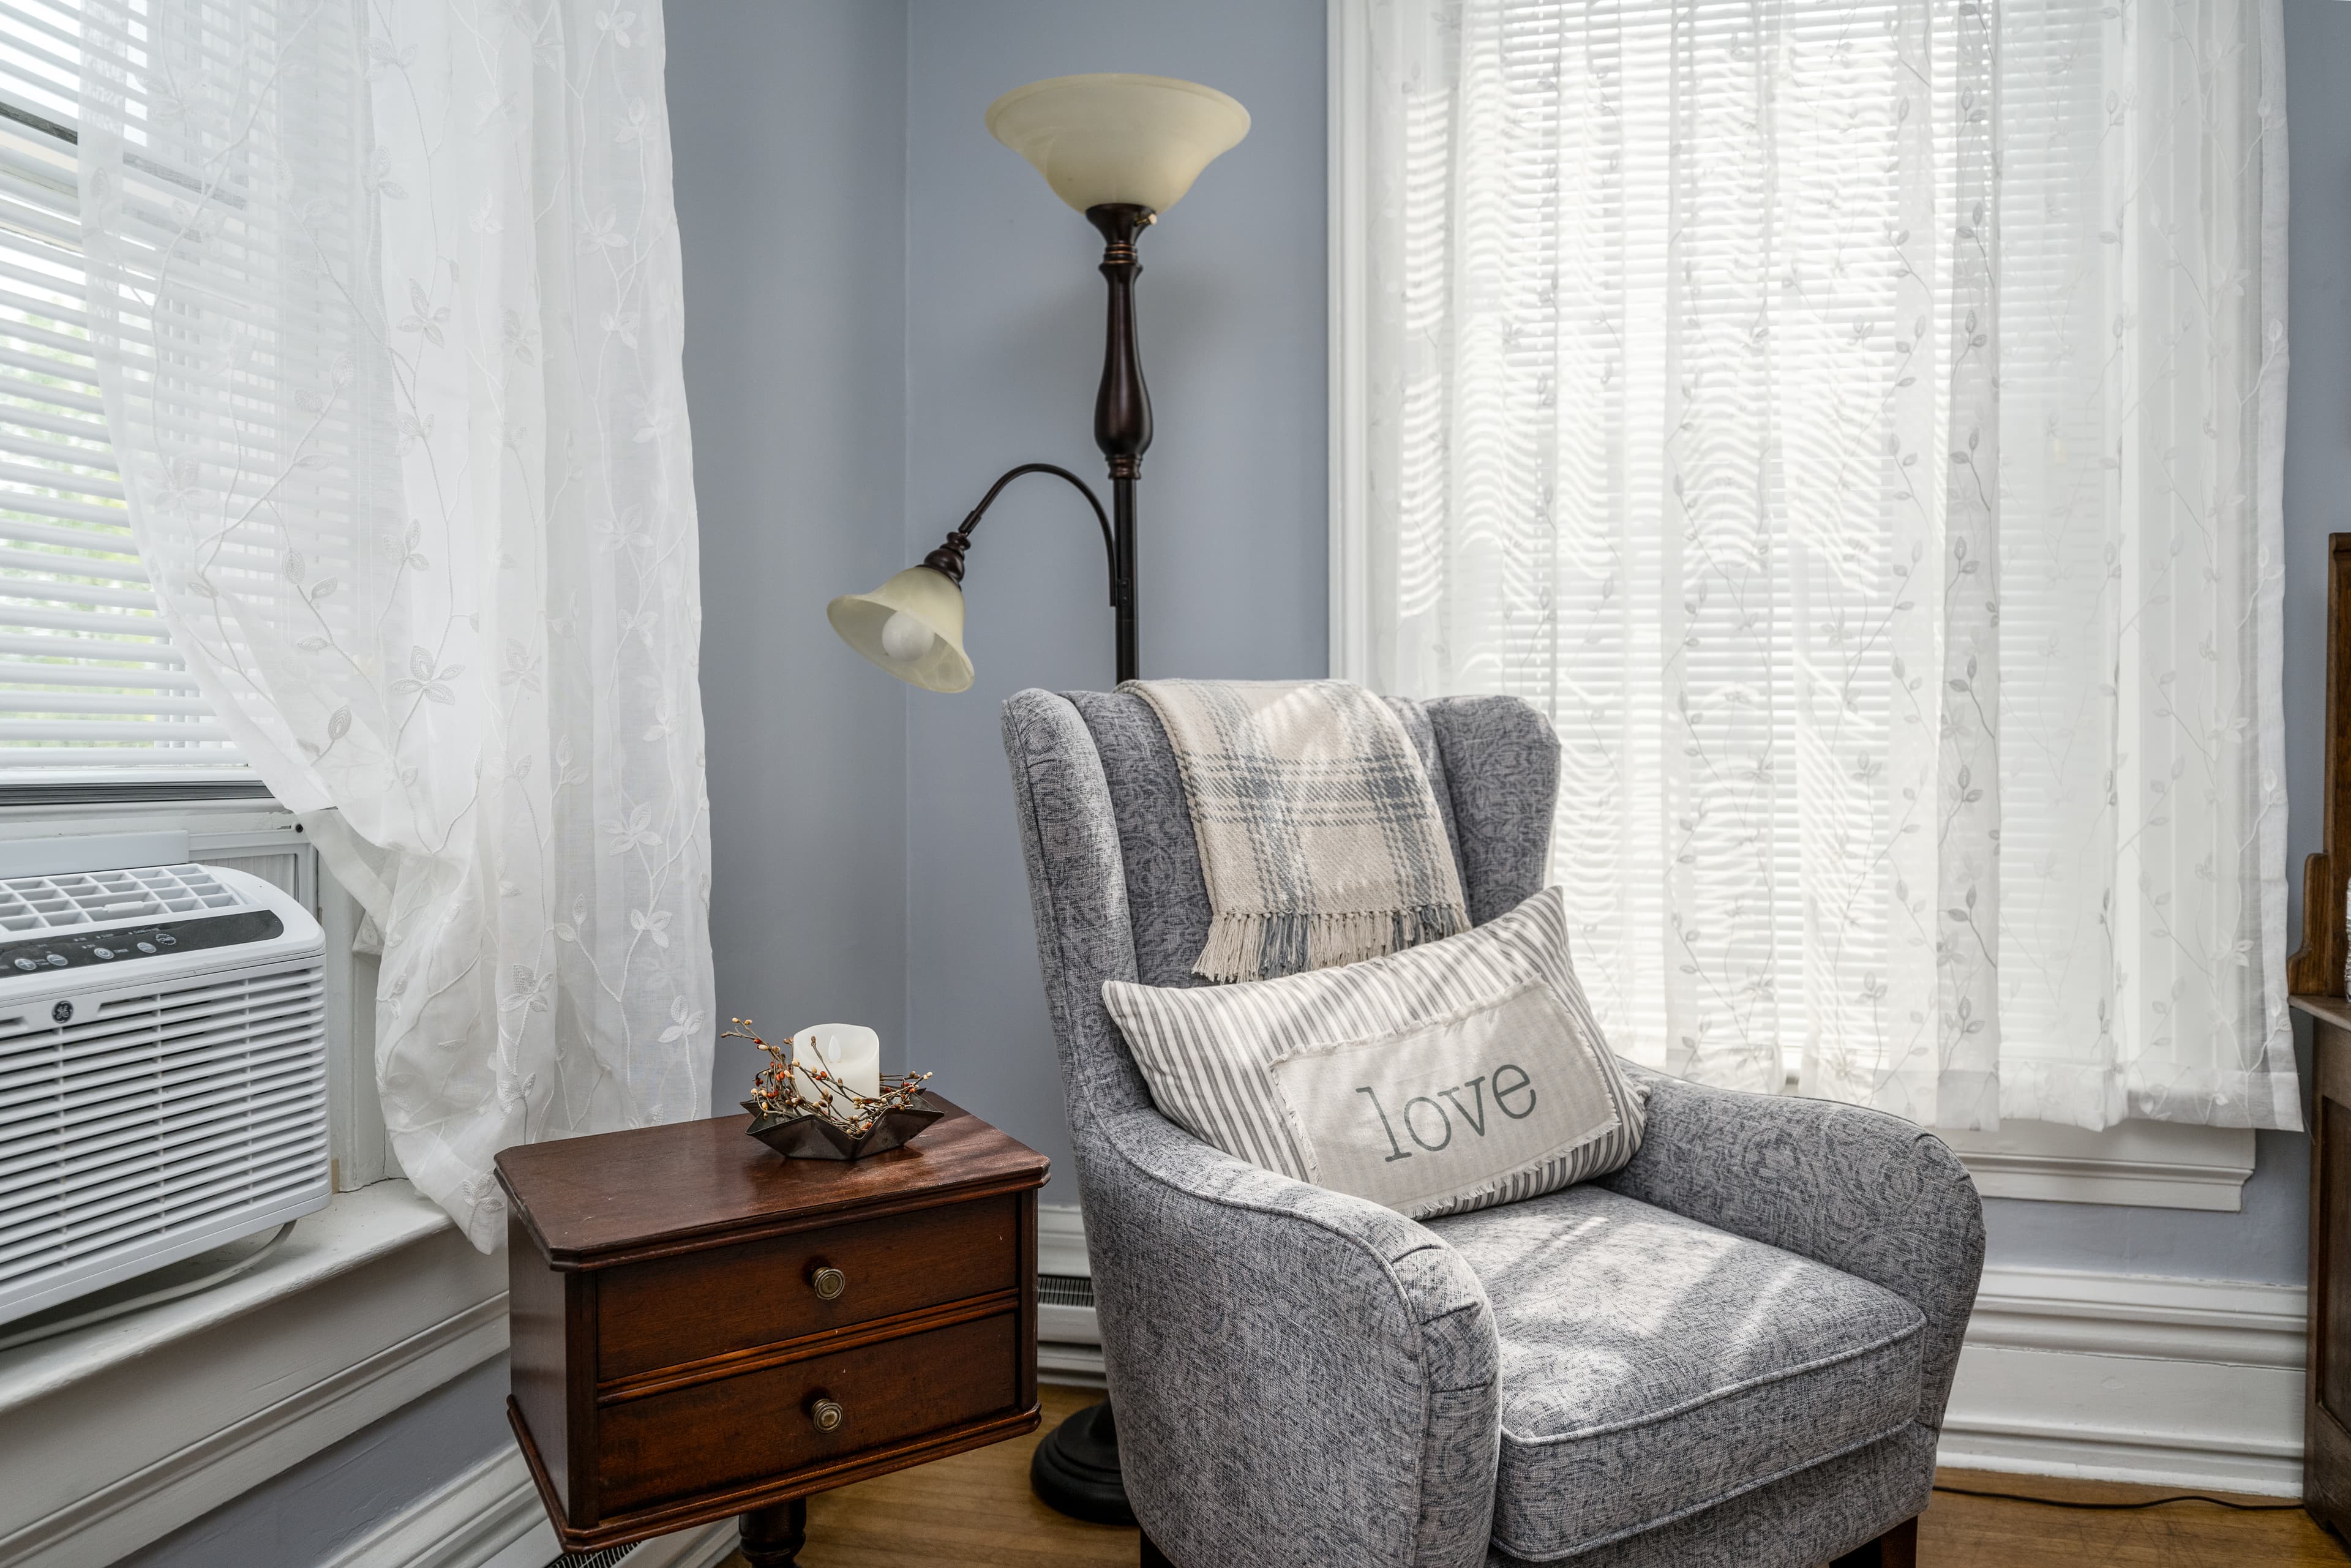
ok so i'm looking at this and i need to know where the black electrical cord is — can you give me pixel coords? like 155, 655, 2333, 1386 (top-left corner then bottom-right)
1932, 1482, 2303, 1512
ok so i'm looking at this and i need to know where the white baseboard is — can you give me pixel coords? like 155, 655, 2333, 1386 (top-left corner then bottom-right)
1038, 1340, 1108, 1389
321, 1445, 737, 1568
1938, 1264, 2306, 1496
316, 1448, 541, 1568
1038, 1203, 1090, 1277
1032, 1206, 2309, 1497
1038, 1203, 1107, 1389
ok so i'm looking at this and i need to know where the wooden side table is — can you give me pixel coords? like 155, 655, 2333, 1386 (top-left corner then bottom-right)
494, 1096, 1049, 1565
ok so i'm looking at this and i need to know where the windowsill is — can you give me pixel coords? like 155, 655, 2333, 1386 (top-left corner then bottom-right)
0, 1182, 507, 1567
1774, 1066, 2259, 1211
0, 1182, 449, 1414
1938, 1119, 2259, 1212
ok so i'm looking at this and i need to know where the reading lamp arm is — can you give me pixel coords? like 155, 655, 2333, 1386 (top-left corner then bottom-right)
918, 463, 1119, 607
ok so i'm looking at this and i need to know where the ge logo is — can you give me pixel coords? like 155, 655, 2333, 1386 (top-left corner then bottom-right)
50, 1001, 72, 1024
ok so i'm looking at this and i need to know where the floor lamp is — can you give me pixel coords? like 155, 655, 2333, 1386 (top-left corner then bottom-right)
827, 73, 1250, 1525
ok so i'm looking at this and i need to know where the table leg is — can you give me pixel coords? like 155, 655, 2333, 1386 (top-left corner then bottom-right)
738, 1498, 808, 1567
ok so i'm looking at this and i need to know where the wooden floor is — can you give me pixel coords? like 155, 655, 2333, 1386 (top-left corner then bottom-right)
726, 1386, 2348, 1567
1922, 1469, 2342, 1567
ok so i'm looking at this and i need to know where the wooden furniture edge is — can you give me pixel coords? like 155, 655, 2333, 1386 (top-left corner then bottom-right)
2289, 533, 2351, 996
2306, 994, 2350, 1538
565, 1274, 599, 1526
530, 1169, 1051, 1273
494, 1166, 557, 1261
1017, 1189, 1040, 1413
508, 1396, 569, 1542
516, 1400, 1043, 1553
2295, 993, 2351, 1030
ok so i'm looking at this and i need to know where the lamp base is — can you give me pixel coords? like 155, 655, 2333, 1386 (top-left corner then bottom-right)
1029, 1397, 1133, 1525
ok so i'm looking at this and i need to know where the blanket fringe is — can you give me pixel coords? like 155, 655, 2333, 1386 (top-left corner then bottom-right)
1195, 902, 1468, 983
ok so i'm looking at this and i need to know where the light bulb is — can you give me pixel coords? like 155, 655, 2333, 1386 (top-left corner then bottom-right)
878, 610, 934, 664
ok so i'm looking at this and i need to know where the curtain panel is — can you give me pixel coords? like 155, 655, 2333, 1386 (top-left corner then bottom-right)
1349, 0, 2297, 1131
78, 0, 713, 1246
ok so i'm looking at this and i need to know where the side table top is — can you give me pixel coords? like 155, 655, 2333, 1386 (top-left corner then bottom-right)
495, 1095, 1048, 1269
2294, 992, 2351, 1032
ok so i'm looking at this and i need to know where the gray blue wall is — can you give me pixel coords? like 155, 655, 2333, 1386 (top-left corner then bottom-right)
686, 0, 913, 1097
899, 0, 1330, 1191
683, 0, 1328, 1187
114, 1358, 510, 1568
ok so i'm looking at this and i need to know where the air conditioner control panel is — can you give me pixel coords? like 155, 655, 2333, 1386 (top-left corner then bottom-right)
0, 909, 286, 976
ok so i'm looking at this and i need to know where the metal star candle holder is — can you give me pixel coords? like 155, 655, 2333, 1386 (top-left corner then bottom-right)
724, 1019, 941, 1161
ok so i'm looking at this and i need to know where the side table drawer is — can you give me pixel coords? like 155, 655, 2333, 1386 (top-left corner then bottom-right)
596, 1308, 1019, 1515
598, 1195, 1020, 1380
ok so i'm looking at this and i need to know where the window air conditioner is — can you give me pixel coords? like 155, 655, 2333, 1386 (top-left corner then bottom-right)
0, 859, 330, 1329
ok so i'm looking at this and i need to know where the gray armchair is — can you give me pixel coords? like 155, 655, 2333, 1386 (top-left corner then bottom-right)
1002, 688, 1984, 1568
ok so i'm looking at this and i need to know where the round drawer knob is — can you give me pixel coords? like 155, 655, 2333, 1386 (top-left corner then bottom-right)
811, 1397, 846, 1433
810, 1266, 847, 1301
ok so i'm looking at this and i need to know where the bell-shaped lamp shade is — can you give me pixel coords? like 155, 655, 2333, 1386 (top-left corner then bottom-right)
985, 73, 1249, 216
827, 566, 974, 694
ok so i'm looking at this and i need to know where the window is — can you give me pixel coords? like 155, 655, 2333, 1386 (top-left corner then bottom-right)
0, 5, 244, 785
1332, 0, 2295, 1136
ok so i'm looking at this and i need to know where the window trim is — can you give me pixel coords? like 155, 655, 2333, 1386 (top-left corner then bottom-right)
1327, 0, 1375, 689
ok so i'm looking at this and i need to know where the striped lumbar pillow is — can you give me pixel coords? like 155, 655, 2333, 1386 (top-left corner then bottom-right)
1103, 886, 1645, 1220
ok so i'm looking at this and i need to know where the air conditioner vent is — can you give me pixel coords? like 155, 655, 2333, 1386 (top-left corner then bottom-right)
0, 865, 247, 934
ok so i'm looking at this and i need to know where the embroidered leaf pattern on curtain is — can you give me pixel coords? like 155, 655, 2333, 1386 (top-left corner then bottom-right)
1356, 0, 2296, 1131
78, 0, 714, 1245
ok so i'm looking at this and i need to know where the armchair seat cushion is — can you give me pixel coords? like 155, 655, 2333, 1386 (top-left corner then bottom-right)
1427, 1185, 1925, 1561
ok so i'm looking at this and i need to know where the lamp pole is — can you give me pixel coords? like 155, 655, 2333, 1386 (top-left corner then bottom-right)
1089, 203, 1152, 685
1017, 204, 1161, 1525
846, 197, 1164, 1523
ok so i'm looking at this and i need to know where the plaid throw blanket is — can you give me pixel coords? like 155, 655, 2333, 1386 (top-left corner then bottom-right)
1128, 678, 1469, 982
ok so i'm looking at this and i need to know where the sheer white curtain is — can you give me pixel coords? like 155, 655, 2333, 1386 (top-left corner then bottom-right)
78, 0, 713, 1245
1351, 0, 2297, 1131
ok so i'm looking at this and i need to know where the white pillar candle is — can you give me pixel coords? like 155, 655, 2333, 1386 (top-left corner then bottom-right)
789, 1023, 882, 1110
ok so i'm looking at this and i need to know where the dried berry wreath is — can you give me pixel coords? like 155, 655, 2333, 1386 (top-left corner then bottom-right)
722, 1018, 933, 1140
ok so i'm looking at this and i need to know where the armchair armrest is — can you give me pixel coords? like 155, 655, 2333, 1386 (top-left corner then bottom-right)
1599, 1068, 1986, 1424
1082, 1103, 1501, 1568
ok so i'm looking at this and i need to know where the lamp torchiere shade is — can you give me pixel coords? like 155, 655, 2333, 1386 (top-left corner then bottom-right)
985, 73, 1250, 216
827, 566, 973, 694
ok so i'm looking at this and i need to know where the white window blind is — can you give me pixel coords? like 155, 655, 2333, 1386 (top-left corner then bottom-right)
1436, 0, 2091, 1086
0, 1, 243, 781
1344, 0, 2296, 1131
